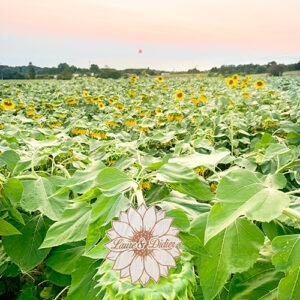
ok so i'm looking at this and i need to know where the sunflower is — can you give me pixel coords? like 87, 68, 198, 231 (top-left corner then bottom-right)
130, 75, 138, 81
226, 78, 235, 87
255, 80, 265, 89
83, 91, 89, 97
66, 98, 78, 104
191, 98, 199, 104
175, 90, 185, 101
128, 90, 136, 96
196, 74, 200, 78
32, 114, 40, 120
157, 76, 164, 82
26, 110, 35, 115
98, 102, 105, 110
108, 98, 115, 104
1, 100, 15, 110
232, 74, 239, 81
155, 108, 162, 114
199, 95, 207, 103
92, 96, 100, 102
125, 120, 136, 126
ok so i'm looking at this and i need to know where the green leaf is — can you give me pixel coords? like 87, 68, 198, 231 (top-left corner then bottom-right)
199, 218, 264, 300
0, 150, 20, 171
169, 149, 232, 169
278, 266, 300, 300
160, 191, 211, 219
166, 209, 190, 231
84, 236, 109, 259
157, 163, 197, 183
227, 260, 284, 300
1, 178, 23, 206
40, 204, 92, 248
2, 215, 51, 272
45, 241, 85, 275
90, 194, 130, 226
46, 267, 71, 287
21, 177, 68, 221
66, 257, 103, 300
0, 217, 21, 236
95, 167, 135, 196
272, 234, 300, 273
66, 161, 106, 194
264, 144, 291, 161
205, 169, 290, 243
171, 178, 214, 201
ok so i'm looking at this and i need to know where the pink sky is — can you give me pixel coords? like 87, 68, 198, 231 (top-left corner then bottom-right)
1, 0, 300, 51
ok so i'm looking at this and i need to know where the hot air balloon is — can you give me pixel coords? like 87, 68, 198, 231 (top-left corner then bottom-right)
138, 49, 142, 54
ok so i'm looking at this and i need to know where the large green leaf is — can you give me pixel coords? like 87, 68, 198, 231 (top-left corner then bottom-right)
272, 235, 300, 300
40, 203, 92, 248
278, 266, 300, 300
227, 260, 284, 300
0, 150, 20, 171
90, 194, 130, 227
45, 241, 85, 275
1, 178, 23, 206
157, 163, 198, 183
2, 215, 51, 272
198, 218, 264, 300
20, 177, 68, 221
272, 234, 300, 272
66, 257, 103, 300
169, 149, 232, 169
160, 191, 211, 219
0, 218, 21, 236
95, 167, 135, 196
86, 193, 130, 252
205, 169, 290, 243
66, 160, 106, 194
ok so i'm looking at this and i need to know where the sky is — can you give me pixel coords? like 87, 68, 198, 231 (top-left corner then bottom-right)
0, 0, 299, 71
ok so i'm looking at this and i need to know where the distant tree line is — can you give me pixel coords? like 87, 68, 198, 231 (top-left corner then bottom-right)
0, 63, 163, 80
0, 60, 299, 80
208, 61, 300, 77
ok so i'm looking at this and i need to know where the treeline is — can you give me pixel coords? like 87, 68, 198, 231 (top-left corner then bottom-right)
1, 60, 299, 80
208, 61, 300, 76
0, 63, 162, 80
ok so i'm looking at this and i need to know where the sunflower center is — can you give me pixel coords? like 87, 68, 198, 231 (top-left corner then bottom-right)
257, 81, 262, 86
177, 93, 182, 98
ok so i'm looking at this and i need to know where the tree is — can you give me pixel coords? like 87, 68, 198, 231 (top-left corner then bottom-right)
57, 70, 73, 80
90, 64, 100, 74
28, 62, 36, 79
267, 63, 285, 76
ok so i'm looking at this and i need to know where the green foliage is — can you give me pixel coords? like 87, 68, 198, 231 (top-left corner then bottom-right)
0, 75, 299, 299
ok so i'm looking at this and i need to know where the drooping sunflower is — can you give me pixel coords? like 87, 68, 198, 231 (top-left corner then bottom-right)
255, 80, 265, 89
1, 100, 15, 110
175, 90, 185, 101
157, 76, 164, 82
98, 102, 105, 110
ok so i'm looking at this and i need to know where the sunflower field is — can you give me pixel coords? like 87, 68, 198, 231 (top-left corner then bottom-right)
0, 74, 300, 300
